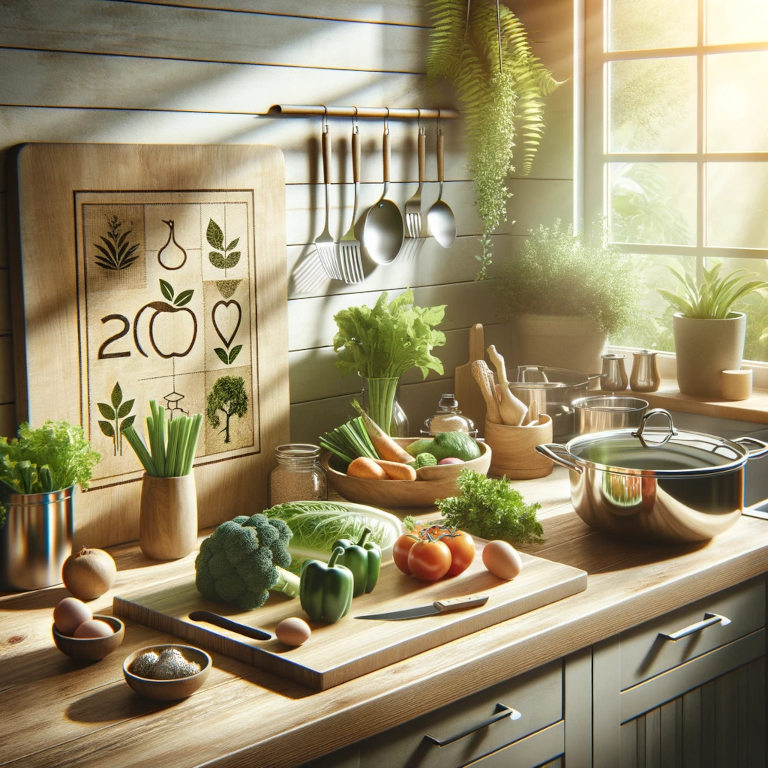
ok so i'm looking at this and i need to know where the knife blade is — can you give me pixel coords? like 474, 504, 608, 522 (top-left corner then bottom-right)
355, 594, 489, 621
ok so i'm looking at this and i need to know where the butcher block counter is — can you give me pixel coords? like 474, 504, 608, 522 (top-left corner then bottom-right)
3, 468, 768, 768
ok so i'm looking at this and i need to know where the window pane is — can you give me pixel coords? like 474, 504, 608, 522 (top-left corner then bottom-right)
609, 0, 697, 51
706, 163, 768, 249
609, 163, 696, 245
707, 52, 768, 152
609, 59, 697, 153
706, 0, 768, 45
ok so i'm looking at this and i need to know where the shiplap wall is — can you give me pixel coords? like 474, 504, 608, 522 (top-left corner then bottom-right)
0, 0, 572, 541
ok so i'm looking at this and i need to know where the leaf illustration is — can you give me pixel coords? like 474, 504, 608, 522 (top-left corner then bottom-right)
111, 382, 123, 409
174, 289, 194, 307
98, 402, 116, 420
209, 251, 226, 269
226, 237, 240, 251
207, 219, 224, 250
117, 398, 135, 418
160, 279, 174, 301
214, 347, 229, 365
120, 415, 136, 431
216, 279, 240, 299
98, 420, 115, 438
228, 345, 242, 364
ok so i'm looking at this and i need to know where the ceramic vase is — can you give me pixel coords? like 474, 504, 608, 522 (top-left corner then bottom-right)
139, 473, 198, 560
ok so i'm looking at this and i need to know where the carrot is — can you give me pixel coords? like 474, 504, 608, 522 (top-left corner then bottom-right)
351, 400, 414, 464
347, 456, 388, 480
373, 459, 417, 481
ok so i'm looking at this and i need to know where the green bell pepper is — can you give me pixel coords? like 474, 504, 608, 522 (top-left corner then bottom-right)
299, 546, 354, 623
333, 526, 381, 597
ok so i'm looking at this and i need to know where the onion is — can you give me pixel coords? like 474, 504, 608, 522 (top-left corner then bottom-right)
62, 546, 117, 600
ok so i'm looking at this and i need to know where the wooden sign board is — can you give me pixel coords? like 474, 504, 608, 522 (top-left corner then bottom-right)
8, 144, 289, 542
114, 546, 588, 690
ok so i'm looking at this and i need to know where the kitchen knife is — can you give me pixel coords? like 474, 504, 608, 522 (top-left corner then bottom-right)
188, 610, 272, 640
355, 594, 489, 621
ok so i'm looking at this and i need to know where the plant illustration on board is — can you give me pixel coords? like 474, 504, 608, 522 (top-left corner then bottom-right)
93, 214, 141, 271
427, 0, 559, 277
97, 381, 136, 456
207, 218, 241, 271
206, 376, 249, 444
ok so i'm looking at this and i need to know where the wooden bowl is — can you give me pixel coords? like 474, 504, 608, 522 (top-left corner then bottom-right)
123, 644, 211, 701
51, 614, 125, 662
321, 438, 492, 508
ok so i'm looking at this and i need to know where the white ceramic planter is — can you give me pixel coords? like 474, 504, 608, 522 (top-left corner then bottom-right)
673, 312, 746, 398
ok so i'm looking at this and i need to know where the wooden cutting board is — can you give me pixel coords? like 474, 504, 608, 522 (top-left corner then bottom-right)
454, 323, 486, 436
114, 544, 587, 690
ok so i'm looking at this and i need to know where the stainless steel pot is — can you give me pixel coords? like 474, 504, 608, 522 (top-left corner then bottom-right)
536, 409, 768, 542
511, 365, 599, 440
572, 395, 648, 435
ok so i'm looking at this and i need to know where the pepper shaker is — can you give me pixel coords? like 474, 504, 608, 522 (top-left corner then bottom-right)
630, 349, 661, 393
600, 353, 628, 392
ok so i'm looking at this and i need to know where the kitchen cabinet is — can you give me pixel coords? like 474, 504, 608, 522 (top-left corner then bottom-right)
593, 578, 766, 768
300, 651, 591, 768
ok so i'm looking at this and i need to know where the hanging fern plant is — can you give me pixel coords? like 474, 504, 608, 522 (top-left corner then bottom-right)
427, 0, 559, 278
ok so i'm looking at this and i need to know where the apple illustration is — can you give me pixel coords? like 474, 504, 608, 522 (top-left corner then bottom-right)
133, 281, 197, 358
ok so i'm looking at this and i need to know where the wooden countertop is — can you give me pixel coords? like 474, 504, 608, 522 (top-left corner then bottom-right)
3, 468, 768, 768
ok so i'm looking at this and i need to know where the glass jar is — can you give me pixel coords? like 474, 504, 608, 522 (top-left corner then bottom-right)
359, 375, 409, 437
268, 444, 327, 506
421, 394, 477, 436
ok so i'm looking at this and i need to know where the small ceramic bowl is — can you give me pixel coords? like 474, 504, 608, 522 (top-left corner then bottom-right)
123, 644, 211, 701
52, 614, 125, 662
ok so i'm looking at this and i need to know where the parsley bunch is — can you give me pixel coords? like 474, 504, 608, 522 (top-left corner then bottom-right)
332, 288, 446, 380
436, 469, 544, 545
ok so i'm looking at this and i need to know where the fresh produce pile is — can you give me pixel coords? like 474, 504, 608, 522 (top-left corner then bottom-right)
319, 402, 483, 482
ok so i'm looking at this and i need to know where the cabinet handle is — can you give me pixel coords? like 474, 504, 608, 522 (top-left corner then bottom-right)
658, 612, 732, 642
423, 703, 521, 747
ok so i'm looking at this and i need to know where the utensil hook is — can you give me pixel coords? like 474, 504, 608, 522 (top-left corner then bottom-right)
321, 104, 328, 135
352, 105, 359, 135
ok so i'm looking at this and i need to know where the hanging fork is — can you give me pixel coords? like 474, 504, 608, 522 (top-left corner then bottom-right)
338, 112, 364, 283
404, 115, 426, 239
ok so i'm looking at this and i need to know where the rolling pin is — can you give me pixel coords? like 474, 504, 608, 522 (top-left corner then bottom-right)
470, 359, 502, 423
487, 345, 528, 426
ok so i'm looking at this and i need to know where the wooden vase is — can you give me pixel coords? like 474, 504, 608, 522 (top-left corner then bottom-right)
485, 414, 554, 479
139, 473, 198, 560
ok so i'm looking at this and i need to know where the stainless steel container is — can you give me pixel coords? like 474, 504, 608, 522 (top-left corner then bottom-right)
536, 409, 768, 542
0, 486, 74, 590
572, 395, 648, 435
512, 365, 599, 440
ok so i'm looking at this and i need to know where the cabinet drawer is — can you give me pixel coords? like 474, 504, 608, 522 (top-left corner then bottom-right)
357, 660, 563, 768
620, 578, 765, 690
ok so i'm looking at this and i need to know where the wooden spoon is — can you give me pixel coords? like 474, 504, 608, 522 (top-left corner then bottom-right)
471, 360, 502, 424
487, 345, 528, 426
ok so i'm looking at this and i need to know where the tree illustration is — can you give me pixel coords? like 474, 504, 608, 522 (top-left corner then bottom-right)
206, 376, 248, 444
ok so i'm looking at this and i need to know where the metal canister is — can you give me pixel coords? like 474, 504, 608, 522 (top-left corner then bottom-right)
630, 349, 661, 393
600, 354, 628, 392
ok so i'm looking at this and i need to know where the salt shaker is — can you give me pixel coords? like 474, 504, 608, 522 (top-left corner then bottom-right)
600, 353, 628, 392
630, 349, 661, 393
269, 443, 327, 506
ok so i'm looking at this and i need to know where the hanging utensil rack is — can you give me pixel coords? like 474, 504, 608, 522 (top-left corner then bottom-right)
269, 105, 459, 120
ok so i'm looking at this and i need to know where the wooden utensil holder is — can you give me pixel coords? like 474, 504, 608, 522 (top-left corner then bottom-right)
139, 473, 198, 560
485, 414, 554, 479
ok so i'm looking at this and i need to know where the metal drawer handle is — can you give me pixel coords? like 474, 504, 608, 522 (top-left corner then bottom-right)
658, 612, 732, 642
423, 703, 521, 747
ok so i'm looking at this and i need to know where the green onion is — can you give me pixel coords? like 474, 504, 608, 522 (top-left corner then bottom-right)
124, 401, 202, 477
319, 416, 378, 470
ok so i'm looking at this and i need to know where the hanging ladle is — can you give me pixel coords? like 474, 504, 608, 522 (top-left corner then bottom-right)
427, 123, 457, 248
360, 113, 404, 264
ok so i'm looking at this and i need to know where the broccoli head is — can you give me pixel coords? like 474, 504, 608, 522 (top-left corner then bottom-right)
195, 513, 301, 609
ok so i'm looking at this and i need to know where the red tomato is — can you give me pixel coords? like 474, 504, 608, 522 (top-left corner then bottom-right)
407, 539, 452, 581
392, 533, 418, 575
441, 529, 476, 576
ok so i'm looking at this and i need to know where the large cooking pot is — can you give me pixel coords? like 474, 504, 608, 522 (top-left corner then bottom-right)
536, 409, 768, 543
511, 365, 600, 441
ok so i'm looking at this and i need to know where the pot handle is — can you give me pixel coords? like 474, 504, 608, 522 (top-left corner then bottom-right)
535, 443, 584, 474
632, 408, 677, 448
733, 436, 768, 460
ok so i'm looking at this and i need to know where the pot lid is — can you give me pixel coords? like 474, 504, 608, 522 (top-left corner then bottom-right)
566, 408, 750, 475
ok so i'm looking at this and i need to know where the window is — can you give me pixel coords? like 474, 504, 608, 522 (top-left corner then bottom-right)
583, 0, 768, 361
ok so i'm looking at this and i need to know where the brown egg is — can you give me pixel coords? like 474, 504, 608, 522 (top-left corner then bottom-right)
275, 617, 311, 647
73, 618, 115, 638
482, 540, 523, 580
53, 597, 93, 636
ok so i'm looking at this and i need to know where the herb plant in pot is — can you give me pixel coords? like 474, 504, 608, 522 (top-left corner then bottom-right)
0, 420, 100, 591
123, 401, 203, 560
493, 221, 638, 374
659, 263, 768, 398
333, 289, 446, 436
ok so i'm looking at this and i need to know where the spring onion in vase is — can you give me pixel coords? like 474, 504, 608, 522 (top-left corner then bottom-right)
123, 400, 203, 477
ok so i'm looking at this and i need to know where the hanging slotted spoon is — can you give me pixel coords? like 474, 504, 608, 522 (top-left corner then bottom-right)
339, 123, 364, 283
314, 120, 342, 279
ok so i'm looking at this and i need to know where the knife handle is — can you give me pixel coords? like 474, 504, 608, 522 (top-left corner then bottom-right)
434, 595, 489, 613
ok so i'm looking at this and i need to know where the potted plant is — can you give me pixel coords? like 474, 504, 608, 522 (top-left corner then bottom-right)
426, 0, 559, 278
0, 420, 101, 591
659, 263, 768, 398
493, 220, 638, 374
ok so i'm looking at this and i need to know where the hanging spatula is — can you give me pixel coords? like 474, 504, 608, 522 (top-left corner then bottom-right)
339, 122, 364, 283
314, 120, 342, 280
